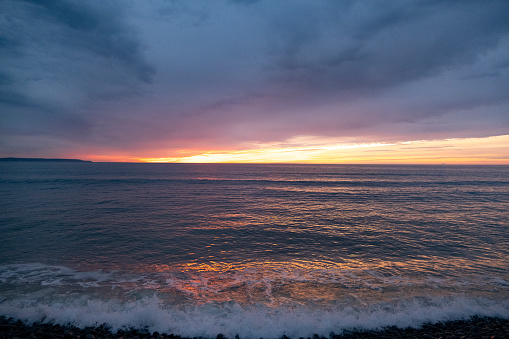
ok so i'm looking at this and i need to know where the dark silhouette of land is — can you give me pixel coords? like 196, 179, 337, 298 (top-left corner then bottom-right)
0, 157, 92, 162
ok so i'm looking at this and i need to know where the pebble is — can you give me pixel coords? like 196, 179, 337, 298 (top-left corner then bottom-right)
63, 329, 74, 338
1, 315, 509, 338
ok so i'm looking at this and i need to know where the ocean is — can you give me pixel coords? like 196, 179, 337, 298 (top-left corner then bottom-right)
1, 162, 508, 338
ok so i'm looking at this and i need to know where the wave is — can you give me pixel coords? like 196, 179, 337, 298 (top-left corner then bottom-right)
1, 295, 508, 338
1, 264, 509, 338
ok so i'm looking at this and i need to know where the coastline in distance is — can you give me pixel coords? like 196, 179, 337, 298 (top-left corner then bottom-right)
0, 157, 92, 163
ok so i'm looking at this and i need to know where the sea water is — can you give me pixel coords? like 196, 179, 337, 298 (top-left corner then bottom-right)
1, 163, 508, 338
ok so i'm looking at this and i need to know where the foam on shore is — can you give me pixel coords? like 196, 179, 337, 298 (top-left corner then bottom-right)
1, 295, 508, 338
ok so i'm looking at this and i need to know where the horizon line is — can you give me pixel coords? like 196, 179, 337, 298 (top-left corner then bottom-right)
2, 157, 508, 166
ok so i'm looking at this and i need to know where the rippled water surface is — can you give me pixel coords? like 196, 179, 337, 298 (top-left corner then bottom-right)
1, 163, 508, 337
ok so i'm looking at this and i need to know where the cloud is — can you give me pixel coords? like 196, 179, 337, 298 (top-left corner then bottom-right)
1, 0, 508, 158
0, 0, 154, 149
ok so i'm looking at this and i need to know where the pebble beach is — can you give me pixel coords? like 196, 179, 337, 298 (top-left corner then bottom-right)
1, 316, 509, 339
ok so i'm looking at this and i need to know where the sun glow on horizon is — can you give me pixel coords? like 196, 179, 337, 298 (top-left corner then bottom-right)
132, 134, 509, 165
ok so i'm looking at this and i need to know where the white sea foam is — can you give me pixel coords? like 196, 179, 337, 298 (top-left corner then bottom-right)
0, 263, 113, 287
1, 295, 508, 338
1, 263, 509, 338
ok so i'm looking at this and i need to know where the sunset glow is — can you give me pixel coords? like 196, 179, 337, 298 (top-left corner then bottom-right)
133, 135, 509, 164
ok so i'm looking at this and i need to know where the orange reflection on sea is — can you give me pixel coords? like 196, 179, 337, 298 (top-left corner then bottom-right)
121, 254, 508, 307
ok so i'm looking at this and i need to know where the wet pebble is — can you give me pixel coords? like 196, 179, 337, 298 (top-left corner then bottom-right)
1, 315, 509, 339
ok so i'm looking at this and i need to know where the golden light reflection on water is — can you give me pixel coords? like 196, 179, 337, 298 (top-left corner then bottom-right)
120, 255, 509, 307
139, 254, 508, 278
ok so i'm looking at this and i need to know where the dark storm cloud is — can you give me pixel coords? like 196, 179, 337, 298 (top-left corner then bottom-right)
0, 0, 154, 153
1, 0, 508, 157
31, 0, 154, 82
258, 1, 509, 106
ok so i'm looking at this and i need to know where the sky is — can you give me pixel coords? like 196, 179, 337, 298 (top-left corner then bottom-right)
1, 0, 508, 164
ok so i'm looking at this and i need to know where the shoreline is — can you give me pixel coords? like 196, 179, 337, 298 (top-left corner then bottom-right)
1, 316, 508, 339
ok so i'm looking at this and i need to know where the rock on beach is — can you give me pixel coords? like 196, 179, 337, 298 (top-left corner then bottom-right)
1, 316, 508, 338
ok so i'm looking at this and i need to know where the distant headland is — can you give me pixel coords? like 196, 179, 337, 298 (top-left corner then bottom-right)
0, 157, 92, 163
